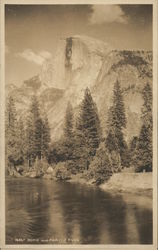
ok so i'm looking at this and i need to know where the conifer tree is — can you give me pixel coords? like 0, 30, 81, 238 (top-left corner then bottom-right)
41, 115, 51, 159
141, 82, 152, 125
88, 142, 113, 185
129, 136, 138, 166
63, 102, 74, 161
16, 116, 26, 163
26, 96, 42, 165
34, 116, 43, 160
64, 102, 74, 140
110, 80, 126, 130
134, 83, 152, 172
105, 80, 127, 167
74, 88, 102, 170
26, 96, 51, 166
25, 112, 35, 166
5, 96, 20, 167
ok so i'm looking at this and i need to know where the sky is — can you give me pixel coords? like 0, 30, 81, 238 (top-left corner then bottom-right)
5, 4, 153, 86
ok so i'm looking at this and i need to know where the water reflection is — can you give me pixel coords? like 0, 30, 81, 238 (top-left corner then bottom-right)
6, 178, 152, 244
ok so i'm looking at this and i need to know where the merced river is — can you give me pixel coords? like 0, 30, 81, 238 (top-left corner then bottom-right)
6, 178, 152, 244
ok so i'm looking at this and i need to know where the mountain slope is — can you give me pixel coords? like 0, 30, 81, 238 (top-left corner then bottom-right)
6, 35, 152, 142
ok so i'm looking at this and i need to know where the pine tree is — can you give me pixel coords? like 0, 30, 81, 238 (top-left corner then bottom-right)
110, 80, 126, 130
134, 83, 152, 172
88, 142, 113, 185
26, 96, 51, 166
16, 116, 25, 163
25, 113, 35, 167
129, 136, 138, 166
64, 102, 74, 139
74, 88, 102, 171
34, 117, 43, 160
6, 97, 17, 166
105, 80, 127, 168
141, 82, 152, 125
41, 115, 51, 159
63, 102, 74, 161
25, 96, 42, 166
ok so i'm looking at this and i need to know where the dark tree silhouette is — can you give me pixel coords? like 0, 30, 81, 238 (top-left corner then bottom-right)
74, 88, 102, 171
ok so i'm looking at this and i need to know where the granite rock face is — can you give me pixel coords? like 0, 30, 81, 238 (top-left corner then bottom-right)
6, 35, 152, 141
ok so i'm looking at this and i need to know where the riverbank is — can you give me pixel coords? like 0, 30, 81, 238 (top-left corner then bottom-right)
100, 172, 152, 196
7, 166, 152, 195
66, 172, 152, 195
67, 172, 151, 197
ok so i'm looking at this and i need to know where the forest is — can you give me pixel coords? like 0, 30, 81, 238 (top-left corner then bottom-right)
5, 81, 152, 185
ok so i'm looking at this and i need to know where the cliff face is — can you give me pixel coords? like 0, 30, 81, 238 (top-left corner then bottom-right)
6, 35, 152, 142
91, 50, 152, 141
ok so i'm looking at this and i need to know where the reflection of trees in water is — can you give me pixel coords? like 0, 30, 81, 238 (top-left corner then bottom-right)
134, 208, 152, 244
6, 179, 153, 245
6, 207, 32, 243
96, 192, 128, 244
6, 179, 32, 243
24, 181, 50, 240
59, 184, 101, 243
6, 179, 51, 242
120, 193, 152, 244
58, 183, 128, 244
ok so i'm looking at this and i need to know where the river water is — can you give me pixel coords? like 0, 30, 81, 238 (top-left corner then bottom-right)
6, 178, 152, 244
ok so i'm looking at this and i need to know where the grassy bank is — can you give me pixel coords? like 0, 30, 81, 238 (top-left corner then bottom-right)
100, 172, 152, 193
64, 172, 152, 196
8, 164, 152, 195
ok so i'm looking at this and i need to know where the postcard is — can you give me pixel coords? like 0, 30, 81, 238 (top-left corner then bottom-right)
0, 0, 157, 249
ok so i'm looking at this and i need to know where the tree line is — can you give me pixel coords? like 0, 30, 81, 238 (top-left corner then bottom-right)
6, 81, 152, 180
6, 96, 51, 171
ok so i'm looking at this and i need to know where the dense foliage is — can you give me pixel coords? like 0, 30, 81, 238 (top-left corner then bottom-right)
63, 102, 75, 161
6, 95, 51, 171
5, 96, 23, 168
6, 81, 152, 181
84, 143, 113, 185
73, 88, 102, 171
105, 80, 129, 168
25, 96, 51, 166
131, 83, 152, 172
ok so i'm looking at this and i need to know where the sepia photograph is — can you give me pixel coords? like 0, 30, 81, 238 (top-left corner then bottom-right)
0, 0, 157, 248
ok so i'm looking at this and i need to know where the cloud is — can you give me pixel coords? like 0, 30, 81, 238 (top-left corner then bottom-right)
89, 5, 128, 25
16, 49, 52, 65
